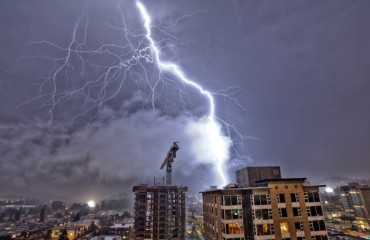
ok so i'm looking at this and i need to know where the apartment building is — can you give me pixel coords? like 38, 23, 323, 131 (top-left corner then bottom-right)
340, 182, 370, 230
202, 167, 328, 240
133, 185, 187, 240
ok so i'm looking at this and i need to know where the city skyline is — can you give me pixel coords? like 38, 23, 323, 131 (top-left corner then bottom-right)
0, 0, 370, 201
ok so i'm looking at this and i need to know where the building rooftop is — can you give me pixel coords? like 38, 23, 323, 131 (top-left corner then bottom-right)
133, 185, 188, 192
254, 178, 307, 183
200, 186, 271, 193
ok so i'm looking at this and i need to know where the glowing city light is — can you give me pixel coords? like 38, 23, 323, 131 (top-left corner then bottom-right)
87, 200, 96, 208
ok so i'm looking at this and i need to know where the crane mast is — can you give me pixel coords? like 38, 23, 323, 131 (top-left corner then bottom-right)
160, 142, 179, 185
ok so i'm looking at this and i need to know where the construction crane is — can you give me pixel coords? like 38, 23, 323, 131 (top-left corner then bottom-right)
160, 142, 180, 186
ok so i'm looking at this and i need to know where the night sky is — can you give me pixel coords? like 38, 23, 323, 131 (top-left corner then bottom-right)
0, 0, 369, 201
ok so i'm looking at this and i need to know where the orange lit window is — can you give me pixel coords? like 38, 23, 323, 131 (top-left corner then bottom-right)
226, 223, 243, 234
280, 222, 289, 234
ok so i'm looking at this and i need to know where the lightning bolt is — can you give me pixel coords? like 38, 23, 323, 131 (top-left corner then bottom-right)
18, 1, 250, 187
136, 2, 231, 186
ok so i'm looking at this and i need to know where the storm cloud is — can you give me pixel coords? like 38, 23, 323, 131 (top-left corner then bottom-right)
0, 0, 370, 200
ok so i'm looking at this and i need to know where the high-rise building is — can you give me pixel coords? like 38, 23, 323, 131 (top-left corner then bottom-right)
202, 167, 328, 240
340, 182, 370, 230
133, 185, 187, 240
236, 166, 282, 187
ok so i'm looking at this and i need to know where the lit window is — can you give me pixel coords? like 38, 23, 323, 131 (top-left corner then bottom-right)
226, 223, 243, 234
280, 222, 289, 234
255, 224, 274, 235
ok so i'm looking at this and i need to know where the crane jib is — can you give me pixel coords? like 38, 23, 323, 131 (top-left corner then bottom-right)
159, 142, 180, 185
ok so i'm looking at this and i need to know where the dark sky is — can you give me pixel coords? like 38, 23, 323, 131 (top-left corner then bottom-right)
0, 0, 369, 201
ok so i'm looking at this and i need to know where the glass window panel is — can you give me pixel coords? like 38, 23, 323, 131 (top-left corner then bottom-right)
231, 196, 238, 205
291, 193, 298, 202
260, 195, 267, 205
313, 221, 320, 231
224, 210, 233, 220
280, 222, 289, 234
226, 223, 242, 234
278, 194, 286, 203
225, 196, 231, 206
255, 209, 262, 220
293, 207, 301, 217
317, 206, 323, 216
254, 195, 261, 205
262, 209, 269, 220
319, 220, 326, 230
313, 192, 320, 202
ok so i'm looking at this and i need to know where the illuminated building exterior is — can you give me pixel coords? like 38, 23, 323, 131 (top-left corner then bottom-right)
133, 185, 187, 240
202, 167, 328, 240
340, 182, 370, 230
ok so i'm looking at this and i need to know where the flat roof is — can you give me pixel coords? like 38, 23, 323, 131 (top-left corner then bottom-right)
254, 178, 307, 183
200, 186, 270, 193
133, 185, 188, 192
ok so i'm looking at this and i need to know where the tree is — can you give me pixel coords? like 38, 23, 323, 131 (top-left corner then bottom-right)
39, 205, 47, 222
4, 208, 16, 220
58, 229, 69, 240
14, 210, 21, 221
100, 201, 105, 210
89, 221, 97, 235
123, 211, 131, 218
72, 212, 81, 222
44, 229, 52, 240
52, 201, 66, 211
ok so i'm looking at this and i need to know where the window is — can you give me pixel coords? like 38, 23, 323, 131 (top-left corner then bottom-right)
295, 221, 304, 231
277, 194, 286, 203
312, 236, 328, 240
293, 207, 301, 217
305, 192, 320, 202
223, 209, 242, 220
255, 224, 274, 235
225, 223, 243, 234
254, 209, 272, 220
307, 206, 323, 216
253, 194, 271, 205
309, 220, 326, 231
290, 193, 299, 202
223, 195, 239, 206
279, 208, 287, 218
280, 222, 289, 234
